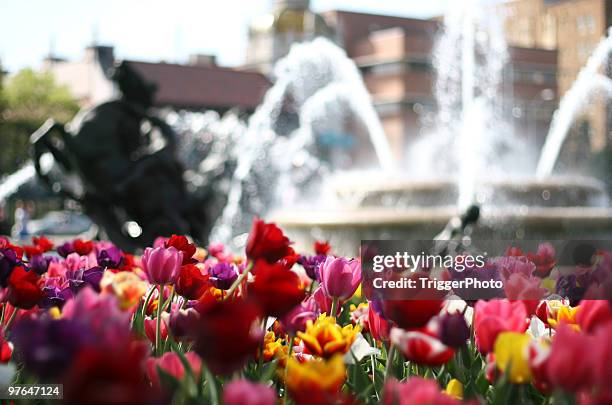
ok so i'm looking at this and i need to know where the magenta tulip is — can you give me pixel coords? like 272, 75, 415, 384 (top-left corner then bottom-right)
319, 256, 361, 300
141, 246, 183, 285
145, 351, 202, 390
223, 379, 276, 405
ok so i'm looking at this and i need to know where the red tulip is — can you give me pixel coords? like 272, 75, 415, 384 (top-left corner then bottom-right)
62, 341, 153, 405
0, 331, 12, 363
194, 298, 263, 375
314, 240, 331, 255
165, 235, 197, 265
576, 299, 612, 334
175, 264, 212, 300
590, 323, 612, 394
380, 272, 445, 329
382, 299, 443, 330
246, 218, 293, 263
73, 239, 94, 255
7, 266, 44, 309
368, 304, 390, 342
390, 326, 454, 367
250, 260, 305, 317
546, 325, 593, 392
474, 299, 528, 353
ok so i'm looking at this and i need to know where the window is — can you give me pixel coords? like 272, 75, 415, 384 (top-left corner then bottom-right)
541, 14, 557, 49
577, 14, 597, 35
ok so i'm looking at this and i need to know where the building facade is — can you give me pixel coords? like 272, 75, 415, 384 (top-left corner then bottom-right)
501, 0, 611, 155
245, 6, 559, 158
44, 46, 270, 113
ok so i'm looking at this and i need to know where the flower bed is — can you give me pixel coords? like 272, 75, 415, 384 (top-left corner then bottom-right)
0, 220, 611, 404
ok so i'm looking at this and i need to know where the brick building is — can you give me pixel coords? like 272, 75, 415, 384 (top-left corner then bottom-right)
501, 0, 612, 157
246, 2, 560, 156
43, 46, 270, 113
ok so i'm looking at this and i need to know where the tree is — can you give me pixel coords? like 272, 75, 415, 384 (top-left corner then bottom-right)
0, 68, 79, 176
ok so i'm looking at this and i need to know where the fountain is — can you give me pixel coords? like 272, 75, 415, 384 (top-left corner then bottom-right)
267, 2, 612, 255
2, 2, 611, 253
209, 38, 396, 248
536, 28, 612, 178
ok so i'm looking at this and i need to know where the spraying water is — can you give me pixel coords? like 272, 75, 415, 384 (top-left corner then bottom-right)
429, 0, 509, 209
536, 28, 612, 178
0, 163, 36, 202
210, 38, 396, 246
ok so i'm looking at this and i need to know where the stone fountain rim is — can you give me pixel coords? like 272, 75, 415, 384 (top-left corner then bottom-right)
329, 175, 607, 194
271, 206, 612, 228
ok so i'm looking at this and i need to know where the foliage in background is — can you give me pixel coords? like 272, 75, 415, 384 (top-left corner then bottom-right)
0, 68, 79, 176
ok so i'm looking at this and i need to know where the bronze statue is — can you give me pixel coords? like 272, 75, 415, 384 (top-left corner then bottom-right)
31, 62, 206, 251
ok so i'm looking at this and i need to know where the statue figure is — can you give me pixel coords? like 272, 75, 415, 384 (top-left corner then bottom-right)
31, 62, 206, 251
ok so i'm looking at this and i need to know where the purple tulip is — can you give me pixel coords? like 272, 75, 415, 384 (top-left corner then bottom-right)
319, 256, 362, 300
298, 254, 326, 280
56, 242, 75, 258
281, 300, 318, 334
437, 313, 470, 348
30, 254, 54, 275
141, 246, 183, 285
67, 266, 104, 293
96, 245, 123, 268
0, 248, 20, 287
209, 262, 238, 290
169, 307, 200, 341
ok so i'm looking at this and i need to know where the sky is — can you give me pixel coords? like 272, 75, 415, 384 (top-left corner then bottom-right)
0, 0, 475, 73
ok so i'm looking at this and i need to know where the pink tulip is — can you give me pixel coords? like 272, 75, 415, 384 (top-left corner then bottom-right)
383, 377, 469, 405
223, 379, 276, 405
146, 351, 202, 390
319, 256, 361, 300
144, 316, 168, 343
474, 299, 528, 353
141, 246, 183, 285
281, 300, 318, 335
309, 286, 340, 316
503, 273, 547, 315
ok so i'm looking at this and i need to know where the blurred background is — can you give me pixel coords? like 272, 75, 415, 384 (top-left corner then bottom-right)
0, 0, 610, 251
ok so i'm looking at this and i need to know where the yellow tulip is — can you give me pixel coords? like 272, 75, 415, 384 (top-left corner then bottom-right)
297, 314, 360, 358
262, 331, 288, 363
48, 307, 61, 319
445, 378, 463, 399
494, 332, 532, 384
547, 304, 580, 331
285, 355, 346, 394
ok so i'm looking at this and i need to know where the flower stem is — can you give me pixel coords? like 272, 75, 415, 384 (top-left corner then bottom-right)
384, 344, 396, 381
141, 286, 156, 318
224, 261, 253, 300
330, 297, 339, 318
3, 307, 18, 332
155, 284, 163, 356
205, 366, 220, 405
283, 333, 295, 403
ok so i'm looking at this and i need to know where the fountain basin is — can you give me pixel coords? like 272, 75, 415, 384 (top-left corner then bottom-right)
272, 177, 612, 255
332, 176, 609, 208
